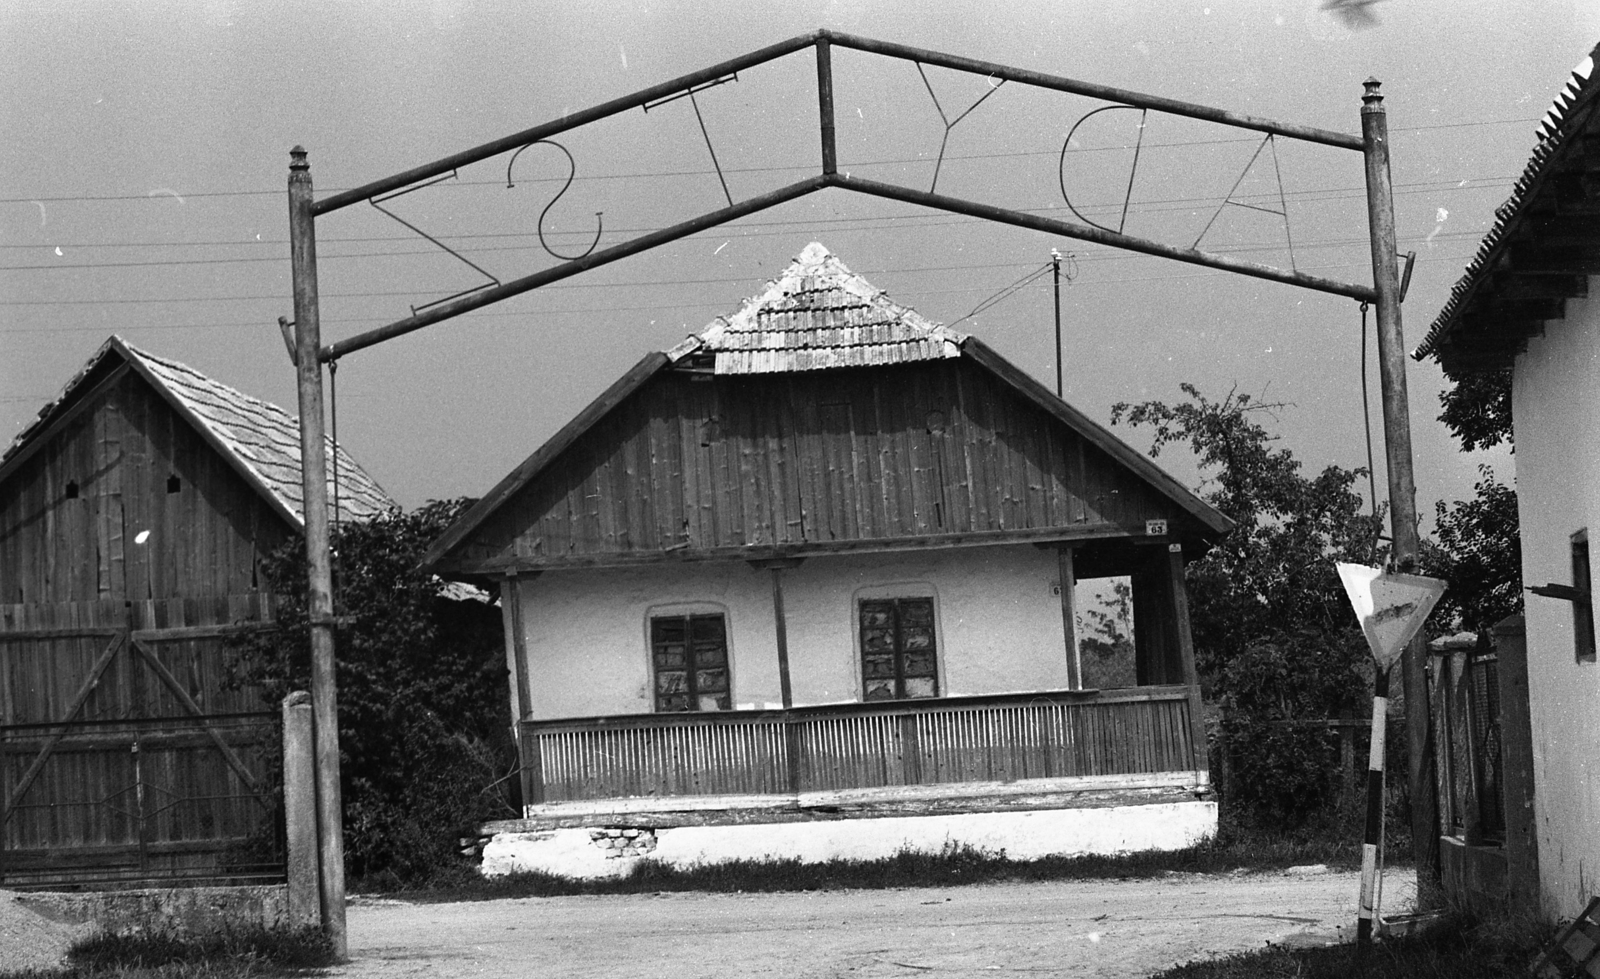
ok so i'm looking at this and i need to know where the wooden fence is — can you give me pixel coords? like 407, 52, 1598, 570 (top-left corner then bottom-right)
524, 686, 1200, 804
0, 596, 284, 888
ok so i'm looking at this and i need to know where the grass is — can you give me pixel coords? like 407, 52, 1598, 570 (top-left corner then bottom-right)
1151, 911, 1554, 978
0, 927, 336, 979
389, 823, 1383, 902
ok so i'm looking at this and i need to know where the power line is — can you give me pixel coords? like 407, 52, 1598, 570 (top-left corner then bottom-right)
0, 115, 1542, 206
0, 228, 1483, 307
0, 176, 1513, 272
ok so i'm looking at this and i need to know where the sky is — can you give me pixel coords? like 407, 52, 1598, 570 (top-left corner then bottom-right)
3, 1, 1597, 527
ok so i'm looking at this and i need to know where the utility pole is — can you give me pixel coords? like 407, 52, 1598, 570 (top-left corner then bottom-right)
287, 146, 348, 958
1052, 249, 1063, 397
1358, 81, 1437, 897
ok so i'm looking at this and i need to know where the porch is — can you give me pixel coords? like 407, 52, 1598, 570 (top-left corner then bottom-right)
519, 684, 1206, 810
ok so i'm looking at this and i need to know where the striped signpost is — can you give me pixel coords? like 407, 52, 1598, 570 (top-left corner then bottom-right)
1336, 563, 1446, 943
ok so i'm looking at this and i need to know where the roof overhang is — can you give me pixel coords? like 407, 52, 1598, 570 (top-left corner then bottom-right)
1416, 45, 1600, 375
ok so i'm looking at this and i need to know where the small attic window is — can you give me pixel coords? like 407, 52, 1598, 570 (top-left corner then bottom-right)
65, 481, 79, 500
167, 474, 182, 494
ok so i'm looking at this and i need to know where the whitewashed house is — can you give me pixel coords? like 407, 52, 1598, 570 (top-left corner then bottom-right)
425, 243, 1234, 877
1415, 45, 1600, 921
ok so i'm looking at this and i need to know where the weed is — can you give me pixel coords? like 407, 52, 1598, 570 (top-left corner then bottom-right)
1153, 910, 1552, 978
0, 926, 337, 979
394, 832, 1371, 903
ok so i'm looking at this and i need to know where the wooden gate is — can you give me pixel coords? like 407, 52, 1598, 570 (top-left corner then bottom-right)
0, 596, 284, 888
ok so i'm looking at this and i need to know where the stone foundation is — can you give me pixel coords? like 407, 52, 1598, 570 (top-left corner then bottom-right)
17, 884, 289, 938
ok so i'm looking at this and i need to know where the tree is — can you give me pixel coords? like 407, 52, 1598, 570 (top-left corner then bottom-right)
1112, 384, 1378, 828
1437, 369, 1512, 453
228, 499, 516, 886
1111, 383, 1383, 679
1432, 370, 1521, 634
1078, 580, 1136, 689
1432, 466, 1522, 634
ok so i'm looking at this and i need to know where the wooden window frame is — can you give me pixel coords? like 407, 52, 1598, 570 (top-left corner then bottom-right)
858, 597, 940, 702
649, 612, 733, 713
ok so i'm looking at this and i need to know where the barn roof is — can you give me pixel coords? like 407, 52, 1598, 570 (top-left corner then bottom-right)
667, 242, 967, 373
1414, 44, 1600, 373
0, 336, 394, 528
424, 244, 1232, 572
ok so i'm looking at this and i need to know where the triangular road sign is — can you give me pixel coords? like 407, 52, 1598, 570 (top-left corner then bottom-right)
1337, 563, 1447, 670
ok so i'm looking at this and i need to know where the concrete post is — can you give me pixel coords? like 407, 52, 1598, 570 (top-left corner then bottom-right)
281, 690, 318, 929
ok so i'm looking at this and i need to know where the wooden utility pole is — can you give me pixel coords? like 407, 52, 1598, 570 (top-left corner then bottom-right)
287, 146, 348, 958
1052, 249, 1063, 397
1358, 81, 1437, 890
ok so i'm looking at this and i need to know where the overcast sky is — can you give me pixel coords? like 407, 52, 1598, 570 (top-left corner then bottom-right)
4, 1, 1596, 523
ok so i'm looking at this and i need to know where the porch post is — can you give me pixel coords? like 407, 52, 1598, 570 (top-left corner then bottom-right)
1057, 547, 1081, 689
500, 574, 538, 808
770, 567, 794, 710
1167, 543, 1209, 776
752, 559, 803, 708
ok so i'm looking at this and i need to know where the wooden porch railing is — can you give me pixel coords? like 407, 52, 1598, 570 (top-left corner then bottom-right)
522, 686, 1201, 805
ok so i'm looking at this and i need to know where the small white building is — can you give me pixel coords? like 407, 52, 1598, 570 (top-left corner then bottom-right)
426, 244, 1234, 878
1416, 44, 1600, 921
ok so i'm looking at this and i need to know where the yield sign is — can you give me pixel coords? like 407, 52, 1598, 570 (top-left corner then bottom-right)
1337, 563, 1447, 669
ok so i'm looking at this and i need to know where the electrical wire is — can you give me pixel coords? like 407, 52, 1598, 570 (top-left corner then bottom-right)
0, 114, 1541, 206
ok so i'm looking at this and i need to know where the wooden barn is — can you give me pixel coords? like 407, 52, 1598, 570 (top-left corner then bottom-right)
426, 244, 1236, 878
0, 336, 392, 887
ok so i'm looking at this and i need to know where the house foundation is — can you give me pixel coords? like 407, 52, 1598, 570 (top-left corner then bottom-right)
480, 774, 1215, 880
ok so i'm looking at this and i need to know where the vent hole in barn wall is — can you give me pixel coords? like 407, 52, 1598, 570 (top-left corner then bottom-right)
65, 481, 79, 500
167, 474, 181, 494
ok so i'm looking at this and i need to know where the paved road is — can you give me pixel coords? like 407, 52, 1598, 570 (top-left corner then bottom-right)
333, 868, 1414, 978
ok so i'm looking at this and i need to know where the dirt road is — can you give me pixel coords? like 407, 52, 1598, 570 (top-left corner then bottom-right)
334, 867, 1414, 978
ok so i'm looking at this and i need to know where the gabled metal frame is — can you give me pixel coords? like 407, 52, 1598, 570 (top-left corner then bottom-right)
286, 29, 1425, 955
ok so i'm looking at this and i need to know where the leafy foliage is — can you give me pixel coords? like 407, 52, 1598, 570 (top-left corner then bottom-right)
1438, 369, 1513, 452
228, 499, 516, 887
1077, 580, 1137, 689
1432, 466, 1522, 633
1112, 384, 1380, 828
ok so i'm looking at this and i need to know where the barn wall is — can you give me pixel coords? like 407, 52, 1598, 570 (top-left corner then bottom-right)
1512, 285, 1600, 923
0, 371, 290, 606
514, 543, 1072, 720
465, 359, 1180, 567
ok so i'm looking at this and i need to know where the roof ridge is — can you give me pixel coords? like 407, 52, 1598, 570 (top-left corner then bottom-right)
671, 242, 967, 375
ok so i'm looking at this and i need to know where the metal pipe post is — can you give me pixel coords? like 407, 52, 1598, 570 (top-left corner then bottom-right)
816, 37, 836, 176
1356, 667, 1390, 942
1359, 79, 1437, 892
288, 147, 348, 957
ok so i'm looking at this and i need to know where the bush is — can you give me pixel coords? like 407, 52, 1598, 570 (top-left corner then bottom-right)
227, 499, 518, 887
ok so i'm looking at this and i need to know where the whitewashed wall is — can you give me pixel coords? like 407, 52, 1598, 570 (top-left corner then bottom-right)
1513, 286, 1600, 922
514, 543, 1072, 721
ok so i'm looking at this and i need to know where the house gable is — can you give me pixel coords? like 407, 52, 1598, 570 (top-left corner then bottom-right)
432, 351, 1228, 575
0, 362, 292, 605
0, 337, 396, 605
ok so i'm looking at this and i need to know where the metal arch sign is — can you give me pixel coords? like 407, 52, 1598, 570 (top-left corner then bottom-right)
1336, 563, 1447, 669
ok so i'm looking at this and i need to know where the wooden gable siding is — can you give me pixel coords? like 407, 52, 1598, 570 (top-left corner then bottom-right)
454, 359, 1179, 569
0, 371, 291, 606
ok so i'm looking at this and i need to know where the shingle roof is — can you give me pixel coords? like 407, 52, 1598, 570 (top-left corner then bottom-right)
1414, 45, 1600, 371
2, 336, 394, 527
667, 242, 966, 374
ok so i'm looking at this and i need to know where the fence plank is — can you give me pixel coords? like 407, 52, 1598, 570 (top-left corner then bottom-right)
526, 689, 1197, 803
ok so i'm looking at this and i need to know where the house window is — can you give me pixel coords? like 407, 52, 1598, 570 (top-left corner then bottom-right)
650, 614, 731, 712
859, 598, 939, 701
1574, 531, 1595, 664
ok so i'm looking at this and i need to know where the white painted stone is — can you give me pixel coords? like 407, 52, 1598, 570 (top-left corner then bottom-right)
480, 802, 1216, 880
480, 829, 634, 879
